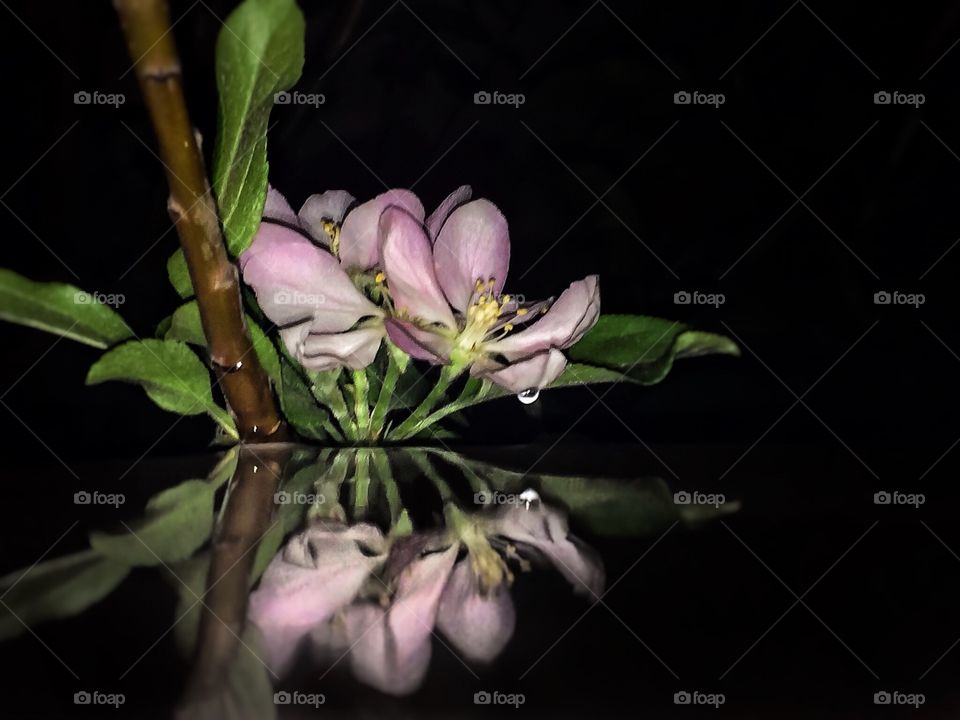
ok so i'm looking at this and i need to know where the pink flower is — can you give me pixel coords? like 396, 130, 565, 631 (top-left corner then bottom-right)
239, 187, 422, 371
380, 187, 600, 393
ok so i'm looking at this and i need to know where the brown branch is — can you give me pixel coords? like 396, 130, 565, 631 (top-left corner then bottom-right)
115, 0, 286, 442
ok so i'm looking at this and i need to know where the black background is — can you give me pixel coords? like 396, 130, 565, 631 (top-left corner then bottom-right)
2, 1, 960, 717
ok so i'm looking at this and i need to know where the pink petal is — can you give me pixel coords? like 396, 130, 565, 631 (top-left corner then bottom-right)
379, 206, 455, 328
473, 348, 567, 393
434, 199, 510, 313
340, 189, 424, 271
425, 185, 472, 242
298, 190, 356, 245
298, 326, 384, 371
248, 521, 387, 676
241, 222, 381, 333
484, 505, 605, 600
344, 544, 458, 695
263, 186, 300, 225
436, 560, 515, 662
488, 275, 599, 360
385, 317, 453, 363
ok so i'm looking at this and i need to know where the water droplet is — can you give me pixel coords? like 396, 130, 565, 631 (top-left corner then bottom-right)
517, 388, 539, 404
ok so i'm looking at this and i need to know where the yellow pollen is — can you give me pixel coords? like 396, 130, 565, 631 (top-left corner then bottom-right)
516, 308, 528, 316
375, 271, 386, 283
322, 219, 341, 255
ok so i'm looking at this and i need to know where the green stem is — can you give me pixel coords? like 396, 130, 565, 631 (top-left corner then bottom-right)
369, 345, 408, 440
371, 450, 400, 525
390, 364, 462, 440
351, 370, 370, 437
403, 379, 492, 440
309, 369, 355, 440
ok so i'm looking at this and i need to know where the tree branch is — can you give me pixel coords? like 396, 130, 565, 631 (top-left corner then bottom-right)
114, 0, 286, 442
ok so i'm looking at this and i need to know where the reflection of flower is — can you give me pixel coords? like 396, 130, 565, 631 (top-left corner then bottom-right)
381, 188, 601, 392
248, 503, 603, 695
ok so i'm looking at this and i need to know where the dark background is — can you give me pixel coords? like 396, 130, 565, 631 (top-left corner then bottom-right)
2, 1, 960, 717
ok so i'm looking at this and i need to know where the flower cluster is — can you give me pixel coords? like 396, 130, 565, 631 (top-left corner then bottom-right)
248, 501, 604, 695
240, 186, 600, 393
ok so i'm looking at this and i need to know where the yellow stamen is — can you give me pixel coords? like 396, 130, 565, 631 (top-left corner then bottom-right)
375, 271, 386, 284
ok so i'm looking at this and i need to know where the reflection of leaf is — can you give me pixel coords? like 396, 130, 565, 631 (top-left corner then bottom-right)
0, 550, 129, 640
89, 480, 216, 567
171, 553, 211, 656
446, 455, 737, 537
0, 269, 133, 348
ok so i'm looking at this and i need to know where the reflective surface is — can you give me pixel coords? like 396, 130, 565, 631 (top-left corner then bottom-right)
1, 444, 959, 718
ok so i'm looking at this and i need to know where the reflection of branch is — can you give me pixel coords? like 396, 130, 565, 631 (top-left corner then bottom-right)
182, 445, 291, 704
114, 0, 286, 441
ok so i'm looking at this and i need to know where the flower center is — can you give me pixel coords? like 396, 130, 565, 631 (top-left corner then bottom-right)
321, 218, 341, 256
457, 277, 515, 352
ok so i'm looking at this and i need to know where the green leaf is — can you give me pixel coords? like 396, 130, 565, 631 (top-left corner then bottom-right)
167, 249, 193, 299
0, 269, 133, 348
565, 314, 739, 385
165, 300, 282, 387
89, 479, 216, 566
86, 339, 238, 439
213, 0, 305, 255
278, 360, 329, 441
0, 550, 129, 640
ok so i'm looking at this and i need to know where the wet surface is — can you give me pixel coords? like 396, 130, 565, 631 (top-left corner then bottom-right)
0, 443, 957, 718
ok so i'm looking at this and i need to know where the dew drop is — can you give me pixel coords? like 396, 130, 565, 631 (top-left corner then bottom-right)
517, 388, 540, 404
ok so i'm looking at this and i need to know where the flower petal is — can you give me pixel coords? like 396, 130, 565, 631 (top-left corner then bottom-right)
344, 544, 458, 695
298, 190, 356, 245
436, 559, 515, 663
379, 206, 456, 328
241, 222, 382, 333
483, 504, 605, 599
473, 348, 567, 393
248, 521, 387, 676
298, 326, 384, 371
340, 189, 424, 271
488, 275, 599, 359
263, 186, 300, 225
385, 317, 453, 363
434, 199, 510, 313
425, 185, 472, 242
